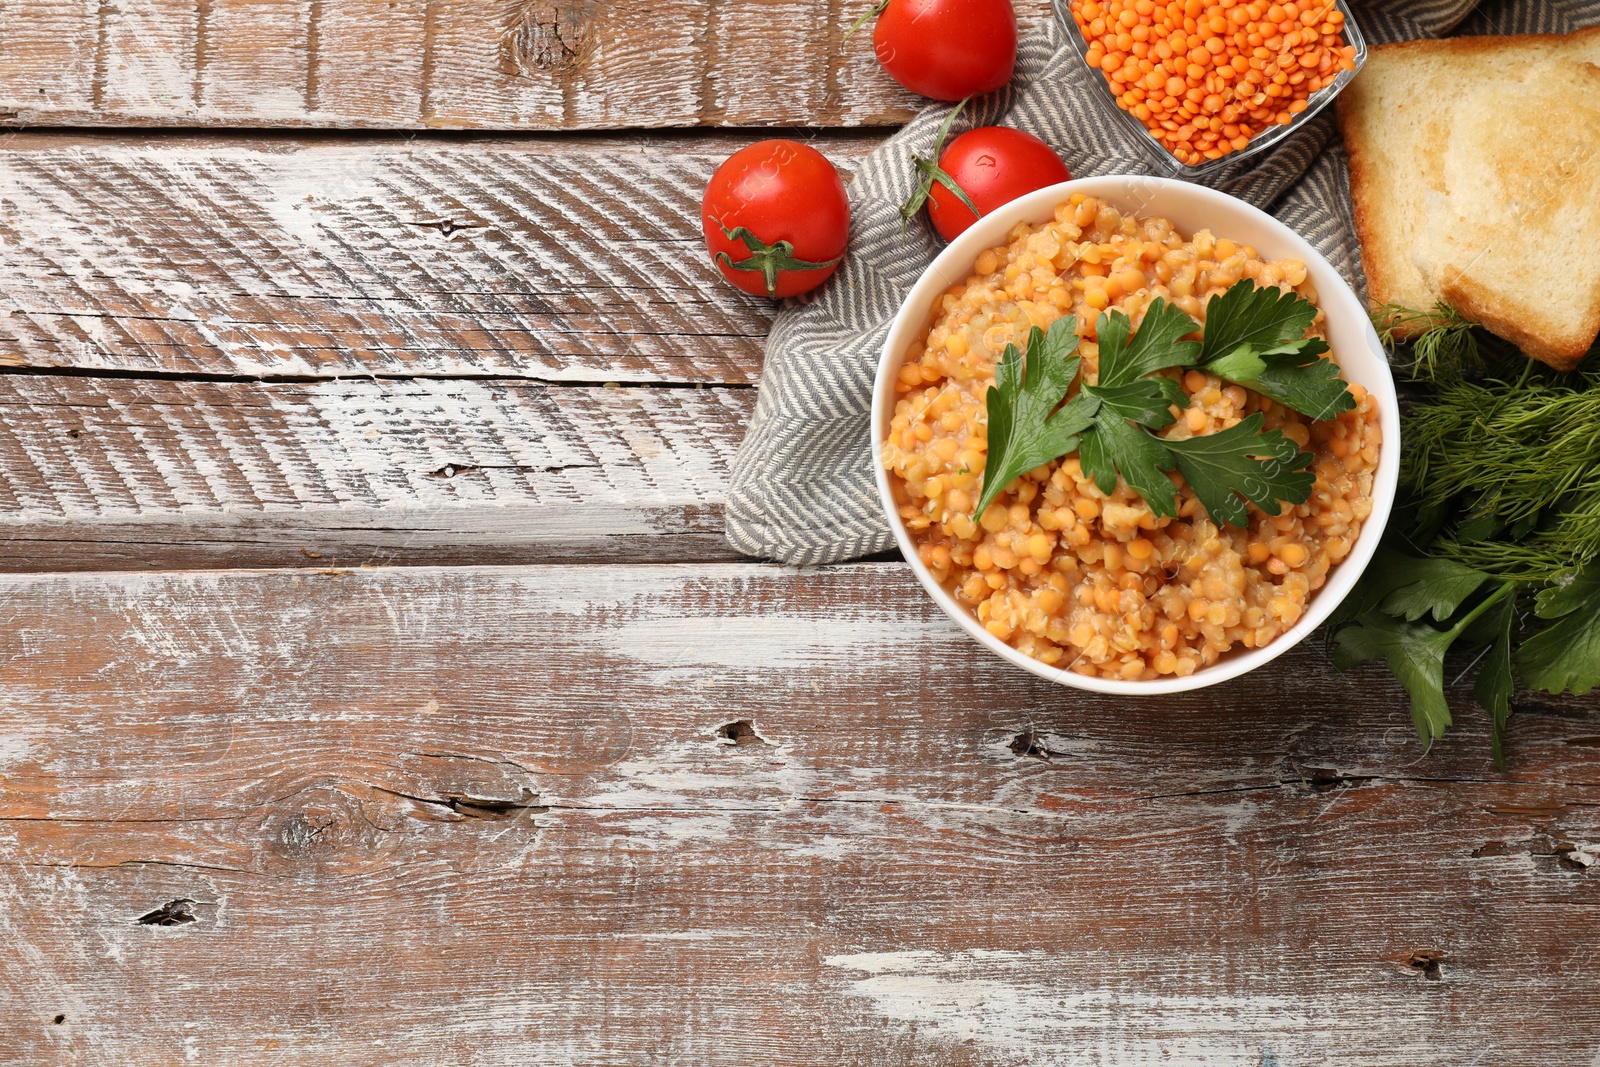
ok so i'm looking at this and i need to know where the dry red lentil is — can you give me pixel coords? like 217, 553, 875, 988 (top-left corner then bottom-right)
1070, 0, 1358, 166
881, 194, 1382, 681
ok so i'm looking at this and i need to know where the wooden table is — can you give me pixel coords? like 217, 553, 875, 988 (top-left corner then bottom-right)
1, 4, 1597, 1063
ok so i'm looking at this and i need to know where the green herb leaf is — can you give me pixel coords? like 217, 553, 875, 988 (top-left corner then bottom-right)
1083, 376, 1188, 429
1203, 336, 1327, 379
974, 317, 1100, 518
1519, 563, 1600, 696
1519, 612, 1600, 696
1533, 563, 1600, 618
1071, 297, 1203, 521
1328, 545, 1428, 628
1079, 407, 1179, 518
1198, 280, 1354, 419
1205, 340, 1357, 421
1095, 299, 1201, 387
1198, 279, 1319, 364
1334, 610, 1455, 745
1378, 557, 1493, 623
1334, 578, 1518, 749
1473, 594, 1516, 771
1162, 413, 1313, 527
974, 281, 1331, 529
1369, 302, 1481, 381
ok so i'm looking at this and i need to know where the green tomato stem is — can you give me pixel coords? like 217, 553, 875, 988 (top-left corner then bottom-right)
843, 0, 890, 41
716, 224, 842, 300
899, 97, 980, 230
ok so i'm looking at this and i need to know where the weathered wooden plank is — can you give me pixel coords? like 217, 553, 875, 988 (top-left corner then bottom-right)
0, 0, 1058, 129
0, 0, 95, 120
0, 563, 1596, 1063
0, 132, 875, 380
0, 376, 750, 569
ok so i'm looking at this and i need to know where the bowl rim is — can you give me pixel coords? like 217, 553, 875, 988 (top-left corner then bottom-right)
871, 174, 1401, 695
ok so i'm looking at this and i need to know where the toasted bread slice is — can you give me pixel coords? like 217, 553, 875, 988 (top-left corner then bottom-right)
1420, 59, 1600, 370
1337, 27, 1600, 365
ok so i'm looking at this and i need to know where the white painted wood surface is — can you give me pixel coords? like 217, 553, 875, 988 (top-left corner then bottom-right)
1, 563, 1597, 1064
0, 132, 875, 381
0, 375, 749, 568
0, 0, 1056, 129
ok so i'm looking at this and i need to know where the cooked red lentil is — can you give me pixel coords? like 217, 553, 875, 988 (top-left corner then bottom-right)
881, 193, 1382, 680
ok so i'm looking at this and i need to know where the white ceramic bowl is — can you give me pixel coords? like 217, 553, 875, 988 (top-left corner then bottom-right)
872, 175, 1401, 695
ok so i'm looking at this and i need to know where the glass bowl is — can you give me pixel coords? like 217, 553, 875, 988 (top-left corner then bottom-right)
1050, 0, 1367, 179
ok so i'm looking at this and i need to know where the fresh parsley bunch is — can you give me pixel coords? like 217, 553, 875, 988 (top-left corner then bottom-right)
1334, 323, 1600, 767
976, 278, 1356, 525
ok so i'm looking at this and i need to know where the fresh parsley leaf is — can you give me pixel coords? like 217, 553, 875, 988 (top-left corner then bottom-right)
1198, 280, 1355, 420
1378, 556, 1493, 623
1199, 278, 1319, 363
1334, 610, 1456, 745
1334, 579, 1518, 749
974, 317, 1100, 518
1072, 298, 1200, 520
1095, 299, 1201, 387
1083, 377, 1188, 429
1518, 563, 1600, 696
1163, 413, 1313, 527
1250, 356, 1356, 421
1533, 563, 1600, 618
1204, 338, 1326, 382
1079, 407, 1180, 518
972, 281, 1334, 529
1520, 613, 1600, 696
1328, 545, 1428, 628
1473, 595, 1516, 771
1205, 340, 1357, 421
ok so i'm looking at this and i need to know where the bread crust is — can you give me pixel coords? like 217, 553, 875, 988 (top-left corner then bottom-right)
1442, 274, 1597, 371
1335, 87, 1394, 310
1355, 24, 1600, 61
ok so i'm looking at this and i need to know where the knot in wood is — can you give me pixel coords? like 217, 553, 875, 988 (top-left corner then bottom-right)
502, 0, 595, 76
268, 786, 368, 861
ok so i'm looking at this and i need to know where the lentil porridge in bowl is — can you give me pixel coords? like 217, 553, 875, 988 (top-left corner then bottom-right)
873, 177, 1399, 694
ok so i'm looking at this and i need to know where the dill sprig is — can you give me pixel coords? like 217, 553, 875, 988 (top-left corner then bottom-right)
1370, 302, 1480, 381
1400, 362, 1600, 583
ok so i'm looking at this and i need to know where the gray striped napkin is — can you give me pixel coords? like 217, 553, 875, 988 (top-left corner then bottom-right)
725, 0, 1600, 565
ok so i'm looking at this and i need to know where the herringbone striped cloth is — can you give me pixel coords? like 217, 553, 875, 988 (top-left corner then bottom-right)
725, 0, 1600, 565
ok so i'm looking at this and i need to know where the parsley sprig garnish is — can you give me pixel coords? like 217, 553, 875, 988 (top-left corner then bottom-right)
974, 278, 1350, 524
977, 318, 1100, 518
1201, 280, 1357, 421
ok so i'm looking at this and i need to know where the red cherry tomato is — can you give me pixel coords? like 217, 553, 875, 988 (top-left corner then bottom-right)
701, 140, 850, 299
926, 127, 1071, 241
872, 0, 1017, 102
